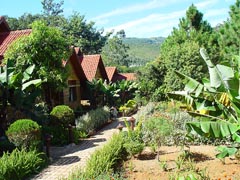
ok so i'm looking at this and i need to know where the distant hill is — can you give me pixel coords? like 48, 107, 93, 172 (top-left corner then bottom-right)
123, 37, 165, 66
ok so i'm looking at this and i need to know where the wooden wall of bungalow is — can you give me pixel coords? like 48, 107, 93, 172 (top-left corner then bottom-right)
51, 48, 87, 110
63, 64, 81, 109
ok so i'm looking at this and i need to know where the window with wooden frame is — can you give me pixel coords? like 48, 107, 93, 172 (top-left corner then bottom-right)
68, 80, 77, 102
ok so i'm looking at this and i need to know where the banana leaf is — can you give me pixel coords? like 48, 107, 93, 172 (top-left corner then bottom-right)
186, 121, 240, 139
22, 79, 42, 91
200, 48, 221, 88
216, 146, 237, 159
175, 71, 204, 97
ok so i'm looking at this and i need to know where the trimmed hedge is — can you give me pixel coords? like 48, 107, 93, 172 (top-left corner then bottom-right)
6, 119, 41, 150
50, 105, 75, 126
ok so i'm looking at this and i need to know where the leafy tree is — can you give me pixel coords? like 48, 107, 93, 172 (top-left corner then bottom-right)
5, 14, 42, 30
161, 40, 207, 93
5, 0, 65, 30
4, 20, 71, 107
158, 4, 218, 94
41, 0, 66, 27
136, 59, 166, 101
218, 0, 240, 61
87, 79, 107, 108
101, 30, 130, 68
41, 0, 64, 16
87, 78, 138, 107
62, 12, 110, 54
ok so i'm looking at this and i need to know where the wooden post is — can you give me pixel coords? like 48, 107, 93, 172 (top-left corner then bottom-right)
129, 116, 135, 130
68, 124, 74, 144
45, 134, 52, 158
117, 123, 124, 131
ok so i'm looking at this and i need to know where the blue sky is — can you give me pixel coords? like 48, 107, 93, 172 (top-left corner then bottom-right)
0, 0, 236, 38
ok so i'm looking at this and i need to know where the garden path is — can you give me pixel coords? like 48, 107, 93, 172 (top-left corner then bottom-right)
30, 117, 128, 180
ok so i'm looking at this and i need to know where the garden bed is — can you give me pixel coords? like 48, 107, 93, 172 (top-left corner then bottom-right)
124, 145, 240, 180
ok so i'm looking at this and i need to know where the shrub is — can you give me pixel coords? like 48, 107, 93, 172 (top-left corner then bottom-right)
142, 116, 173, 147
42, 125, 68, 146
50, 105, 75, 126
6, 119, 41, 150
123, 140, 144, 157
42, 125, 85, 146
119, 100, 137, 116
122, 119, 144, 157
135, 102, 156, 122
0, 148, 47, 180
0, 137, 15, 156
75, 106, 110, 134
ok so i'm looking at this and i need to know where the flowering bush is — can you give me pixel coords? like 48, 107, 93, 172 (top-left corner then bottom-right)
75, 106, 110, 134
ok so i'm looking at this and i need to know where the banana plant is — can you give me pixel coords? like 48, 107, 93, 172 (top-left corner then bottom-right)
0, 61, 42, 130
168, 48, 240, 158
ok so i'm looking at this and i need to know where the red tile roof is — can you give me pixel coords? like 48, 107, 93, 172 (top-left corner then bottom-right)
105, 66, 136, 82
80, 54, 108, 82
0, 29, 32, 61
120, 73, 136, 81
105, 67, 117, 82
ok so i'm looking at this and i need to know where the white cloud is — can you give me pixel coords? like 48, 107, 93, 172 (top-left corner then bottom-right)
195, 0, 218, 9
94, 0, 232, 37
204, 8, 229, 18
92, 0, 181, 22
105, 9, 185, 37
209, 17, 228, 27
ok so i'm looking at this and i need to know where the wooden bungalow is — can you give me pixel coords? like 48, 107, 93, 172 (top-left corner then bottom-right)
76, 54, 109, 107
59, 47, 87, 110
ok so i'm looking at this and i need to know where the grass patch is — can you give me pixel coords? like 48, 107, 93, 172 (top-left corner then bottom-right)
67, 133, 126, 179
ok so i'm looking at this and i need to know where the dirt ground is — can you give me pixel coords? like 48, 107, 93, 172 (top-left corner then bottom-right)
123, 145, 240, 180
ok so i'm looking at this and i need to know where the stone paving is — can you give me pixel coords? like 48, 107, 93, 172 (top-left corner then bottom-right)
30, 118, 126, 180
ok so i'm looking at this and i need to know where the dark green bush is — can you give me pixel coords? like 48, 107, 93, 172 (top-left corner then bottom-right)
42, 125, 87, 146
123, 140, 144, 157
50, 105, 75, 126
0, 137, 15, 156
6, 119, 41, 150
42, 125, 68, 146
0, 148, 47, 180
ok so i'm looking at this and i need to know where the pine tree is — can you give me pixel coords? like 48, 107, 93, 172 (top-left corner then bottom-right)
158, 4, 218, 93
218, 0, 240, 61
